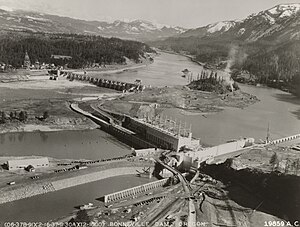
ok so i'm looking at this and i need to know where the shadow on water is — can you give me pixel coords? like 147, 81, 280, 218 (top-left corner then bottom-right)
273, 93, 300, 120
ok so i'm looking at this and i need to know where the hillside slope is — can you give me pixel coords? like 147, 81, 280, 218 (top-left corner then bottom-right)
0, 9, 187, 41
0, 33, 154, 69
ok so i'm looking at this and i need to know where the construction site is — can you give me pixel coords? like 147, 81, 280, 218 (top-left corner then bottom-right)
61, 97, 300, 227
54, 135, 300, 227
0, 50, 299, 226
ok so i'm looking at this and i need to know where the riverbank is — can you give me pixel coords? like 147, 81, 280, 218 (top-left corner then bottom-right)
0, 118, 99, 134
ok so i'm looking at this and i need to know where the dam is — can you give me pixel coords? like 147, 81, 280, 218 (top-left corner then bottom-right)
71, 103, 200, 151
104, 178, 169, 203
62, 71, 144, 92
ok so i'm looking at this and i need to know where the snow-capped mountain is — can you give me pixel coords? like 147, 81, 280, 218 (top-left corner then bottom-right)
180, 20, 238, 38
179, 3, 300, 42
95, 19, 187, 41
0, 9, 187, 41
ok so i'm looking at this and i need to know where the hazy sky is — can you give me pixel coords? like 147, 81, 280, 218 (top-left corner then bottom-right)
0, 0, 300, 28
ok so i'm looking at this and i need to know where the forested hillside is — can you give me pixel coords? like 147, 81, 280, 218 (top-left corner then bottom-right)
0, 33, 154, 68
154, 37, 300, 96
151, 3, 300, 97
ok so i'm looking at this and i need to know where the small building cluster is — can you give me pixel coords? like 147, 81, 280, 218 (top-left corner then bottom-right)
23, 52, 70, 70
0, 62, 14, 72
133, 148, 162, 157
6, 157, 49, 171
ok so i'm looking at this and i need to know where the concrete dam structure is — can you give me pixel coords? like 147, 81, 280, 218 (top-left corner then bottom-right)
61, 71, 143, 92
70, 103, 155, 149
269, 134, 300, 145
122, 116, 200, 152
104, 178, 169, 203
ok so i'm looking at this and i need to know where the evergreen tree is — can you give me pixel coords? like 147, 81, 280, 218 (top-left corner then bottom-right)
69, 210, 91, 225
9, 111, 14, 120
0, 111, 6, 124
270, 152, 279, 171
18, 111, 26, 122
43, 111, 49, 120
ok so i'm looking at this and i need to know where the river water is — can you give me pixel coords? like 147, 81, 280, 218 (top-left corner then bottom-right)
0, 175, 154, 222
163, 84, 300, 145
0, 129, 131, 160
0, 51, 299, 222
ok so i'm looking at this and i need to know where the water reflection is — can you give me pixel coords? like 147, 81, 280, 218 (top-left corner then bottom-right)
18, 131, 25, 142
0, 129, 131, 159
0, 133, 5, 144
39, 131, 48, 142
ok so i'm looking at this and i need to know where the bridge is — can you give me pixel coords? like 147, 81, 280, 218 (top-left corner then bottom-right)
154, 158, 196, 227
60, 70, 143, 92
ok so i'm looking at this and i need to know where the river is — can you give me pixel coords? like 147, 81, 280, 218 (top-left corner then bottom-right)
0, 129, 131, 160
0, 51, 299, 222
163, 84, 300, 145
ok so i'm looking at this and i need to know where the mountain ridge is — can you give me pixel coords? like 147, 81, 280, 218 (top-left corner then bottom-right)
0, 8, 187, 41
178, 3, 300, 42
151, 3, 300, 97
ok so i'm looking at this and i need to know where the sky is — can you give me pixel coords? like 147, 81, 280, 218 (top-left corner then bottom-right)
0, 0, 300, 28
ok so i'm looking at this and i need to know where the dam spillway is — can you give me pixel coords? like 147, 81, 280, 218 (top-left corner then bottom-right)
61, 71, 143, 92
103, 178, 169, 203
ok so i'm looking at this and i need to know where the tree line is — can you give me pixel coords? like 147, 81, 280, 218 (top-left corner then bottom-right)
187, 69, 239, 94
0, 110, 49, 124
0, 33, 154, 69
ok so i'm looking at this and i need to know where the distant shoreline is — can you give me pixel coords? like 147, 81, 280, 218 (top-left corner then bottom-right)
158, 49, 204, 66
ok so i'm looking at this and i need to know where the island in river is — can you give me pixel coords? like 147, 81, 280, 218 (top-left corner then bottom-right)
100, 85, 258, 118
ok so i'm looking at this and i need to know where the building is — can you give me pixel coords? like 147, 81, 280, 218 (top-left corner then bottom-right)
7, 157, 49, 171
133, 148, 162, 157
24, 51, 31, 70
123, 116, 200, 152
51, 55, 72, 60
168, 138, 255, 171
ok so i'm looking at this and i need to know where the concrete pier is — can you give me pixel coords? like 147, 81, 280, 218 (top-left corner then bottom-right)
104, 178, 168, 203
